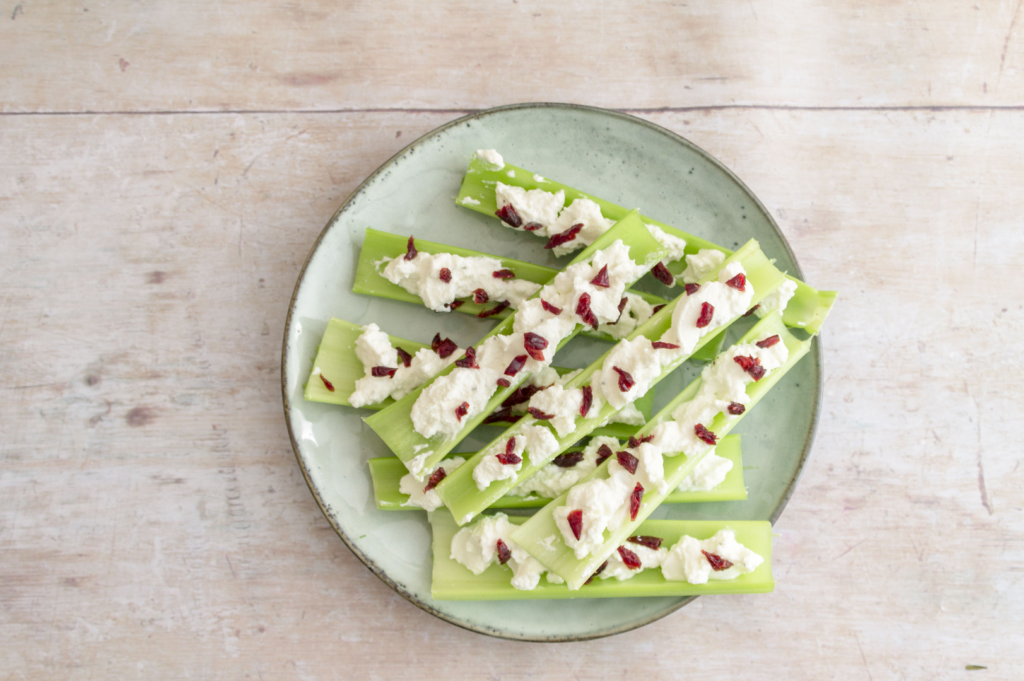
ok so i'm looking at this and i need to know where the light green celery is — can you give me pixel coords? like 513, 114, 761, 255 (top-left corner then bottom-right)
436, 239, 785, 525
364, 211, 670, 473
512, 312, 812, 590
369, 434, 744, 510
351, 228, 670, 342
430, 512, 773, 600
457, 155, 837, 334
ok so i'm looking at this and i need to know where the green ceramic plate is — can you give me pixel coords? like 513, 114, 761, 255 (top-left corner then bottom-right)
282, 103, 822, 641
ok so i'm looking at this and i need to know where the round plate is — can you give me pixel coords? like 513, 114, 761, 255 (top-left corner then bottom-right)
282, 103, 821, 641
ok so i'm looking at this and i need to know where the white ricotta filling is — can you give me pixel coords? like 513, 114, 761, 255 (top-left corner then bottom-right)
449, 512, 551, 590
399, 457, 466, 511
547, 198, 615, 256
600, 542, 668, 581
605, 401, 646, 426
495, 182, 564, 235
680, 249, 726, 283
526, 384, 584, 438
474, 149, 505, 170
755, 277, 798, 318
596, 336, 669, 411
598, 292, 655, 341
645, 224, 689, 287
661, 261, 754, 354
676, 452, 733, 492
661, 529, 764, 584
472, 425, 559, 491
349, 324, 462, 408
554, 470, 634, 559
507, 435, 617, 499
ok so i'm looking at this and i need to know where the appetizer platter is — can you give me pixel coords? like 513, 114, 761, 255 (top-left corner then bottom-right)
282, 104, 835, 640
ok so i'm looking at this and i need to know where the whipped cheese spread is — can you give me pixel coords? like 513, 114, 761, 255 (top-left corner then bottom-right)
399, 457, 466, 511
676, 452, 733, 492
450, 512, 558, 590
472, 425, 559, 491
601, 542, 668, 581
348, 324, 461, 408
661, 529, 763, 584
598, 292, 655, 341
474, 149, 505, 170
661, 261, 754, 353
507, 436, 618, 499
755, 277, 798, 317
680, 249, 726, 283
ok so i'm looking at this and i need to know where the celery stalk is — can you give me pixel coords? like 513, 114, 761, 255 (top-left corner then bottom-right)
436, 239, 785, 525
369, 434, 744, 510
457, 155, 836, 334
364, 211, 670, 474
430, 511, 773, 600
511, 313, 813, 590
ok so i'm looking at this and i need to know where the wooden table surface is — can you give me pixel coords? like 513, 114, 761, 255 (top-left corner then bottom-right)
2, 1, 1022, 678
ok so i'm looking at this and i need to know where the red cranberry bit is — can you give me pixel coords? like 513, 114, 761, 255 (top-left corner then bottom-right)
652, 261, 675, 286
477, 300, 510, 318
528, 407, 555, 421
447, 300, 464, 311
431, 334, 459, 359
617, 546, 642, 570
627, 434, 654, 448
595, 444, 614, 465
404, 235, 418, 261
575, 292, 599, 330
584, 560, 609, 585
482, 407, 513, 425
495, 539, 512, 565
473, 288, 489, 304
371, 366, 398, 379
495, 203, 523, 228
496, 451, 522, 465
544, 223, 583, 250
612, 366, 635, 392
727, 402, 746, 415
523, 332, 549, 361
696, 301, 715, 328
742, 304, 760, 317
694, 423, 718, 445
439, 267, 452, 283
501, 384, 540, 409
627, 535, 663, 550
552, 451, 585, 468
733, 354, 765, 381
455, 402, 470, 421
651, 341, 680, 350
567, 509, 584, 541
629, 483, 644, 521
684, 283, 700, 296
541, 299, 562, 315
756, 334, 781, 349
496, 378, 511, 388
423, 467, 447, 493
523, 222, 543, 231
579, 385, 593, 417
702, 550, 734, 572
395, 346, 413, 368
493, 269, 516, 280
614, 297, 628, 323
504, 355, 528, 377
725, 272, 747, 291
454, 347, 479, 369
590, 265, 610, 288
652, 304, 666, 314
616, 451, 639, 475
319, 374, 335, 392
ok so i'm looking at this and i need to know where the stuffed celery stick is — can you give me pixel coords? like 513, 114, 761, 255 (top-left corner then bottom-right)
512, 312, 819, 590
431, 511, 773, 600
369, 434, 745, 510
365, 211, 672, 479
435, 239, 786, 525
457, 150, 836, 334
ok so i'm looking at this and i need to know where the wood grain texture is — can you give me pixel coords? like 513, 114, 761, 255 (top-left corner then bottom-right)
2, 1, 1023, 679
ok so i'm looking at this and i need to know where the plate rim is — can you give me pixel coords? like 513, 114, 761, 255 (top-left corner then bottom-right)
280, 102, 823, 642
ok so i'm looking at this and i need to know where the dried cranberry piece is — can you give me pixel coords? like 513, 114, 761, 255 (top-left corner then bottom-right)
482, 407, 514, 425
501, 384, 540, 409
477, 300, 510, 318
395, 346, 413, 368
455, 402, 470, 421
727, 402, 746, 415
319, 374, 335, 392
756, 335, 781, 349
371, 366, 398, 378
495, 539, 512, 565
629, 483, 644, 521
423, 467, 446, 493
616, 451, 639, 475
495, 203, 523, 228
496, 378, 511, 388
725, 272, 747, 291
584, 560, 609, 585
617, 545, 642, 570
523, 332, 549, 361
612, 366, 635, 392
595, 444, 614, 466
733, 354, 765, 381
439, 267, 452, 283
627, 535, 663, 550
614, 296, 628, 323
528, 407, 554, 421
454, 347, 479, 369
575, 293, 599, 329
497, 438, 522, 465
652, 304, 666, 314
701, 550, 734, 571
541, 299, 562, 315
694, 423, 717, 445
552, 451, 585, 468
523, 222, 543, 231
579, 385, 593, 417
431, 334, 458, 359
493, 269, 516, 280
567, 509, 584, 540
504, 355, 527, 377
684, 283, 700, 295
627, 434, 654, 448
544, 223, 583, 250
742, 304, 760, 317
404, 235, 418, 261
696, 301, 715, 328
447, 300, 464, 311
590, 265, 610, 288
651, 341, 680, 350
473, 288, 489, 305
652, 262, 674, 286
